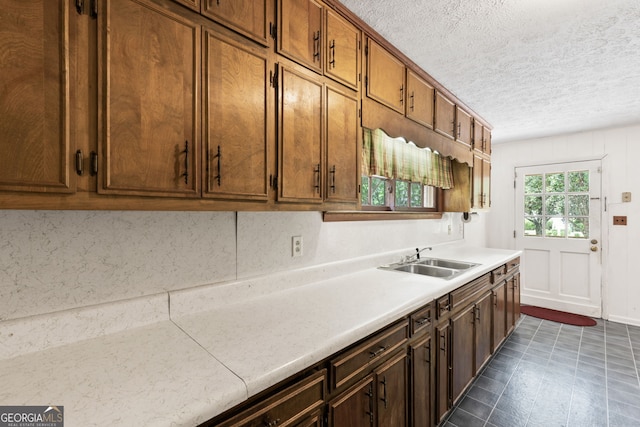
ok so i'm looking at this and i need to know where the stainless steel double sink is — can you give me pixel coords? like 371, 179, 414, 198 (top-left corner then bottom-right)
379, 257, 479, 280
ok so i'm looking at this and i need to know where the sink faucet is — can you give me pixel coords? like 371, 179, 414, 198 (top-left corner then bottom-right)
403, 247, 432, 263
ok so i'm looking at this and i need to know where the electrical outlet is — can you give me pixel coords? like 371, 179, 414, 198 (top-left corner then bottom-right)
292, 235, 303, 257
613, 216, 627, 225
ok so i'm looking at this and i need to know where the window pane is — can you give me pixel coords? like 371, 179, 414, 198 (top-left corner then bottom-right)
361, 176, 370, 205
568, 195, 589, 216
395, 181, 409, 207
525, 174, 543, 194
524, 217, 543, 237
545, 173, 565, 193
424, 186, 435, 208
546, 217, 565, 237
371, 177, 386, 206
545, 195, 565, 215
569, 170, 589, 192
568, 217, 589, 239
524, 195, 543, 215
410, 182, 423, 207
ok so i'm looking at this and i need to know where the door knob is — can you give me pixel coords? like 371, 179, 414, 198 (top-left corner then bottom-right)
590, 246, 598, 252
591, 239, 598, 244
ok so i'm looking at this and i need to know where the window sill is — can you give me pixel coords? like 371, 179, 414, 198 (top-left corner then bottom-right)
323, 210, 443, 222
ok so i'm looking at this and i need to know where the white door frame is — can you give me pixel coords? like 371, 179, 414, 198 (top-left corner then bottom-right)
513, 158, 608, 318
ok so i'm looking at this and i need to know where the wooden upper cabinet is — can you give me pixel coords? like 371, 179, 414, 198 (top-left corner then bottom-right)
203, 28, 272, 201
0, 0, 71, 193
202, 0, 270, 46
325, 85, 359, 204
278, 0, 323, 73
473, 121, 492, 155
406, 70, 434, 129
278, 65, 323, 203
434, 91, 455, 139
325, 9, 360, 90
173, 0, 200, 12
98, 0, 200, 198
366, 38, 405, 114
455, 107, 472, 148
483, 127, 492, 155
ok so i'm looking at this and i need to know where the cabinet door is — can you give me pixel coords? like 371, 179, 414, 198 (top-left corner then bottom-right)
434, 92, 455, 140
278, 0, 323, 73
410, 335, 432, 427
366, 39, 405, 114
325, 9, 360, 90
278, 65, 323, 203
482, 157, 491, 208
472, 153, 483, 209
375, 351, 408, 427
473, 121, 483, 154
474, 292, 493, 374
483, 127, 492, 155
492, 281, 507, 352
435, 322, 450, 422
203, 29, 271, 201
450, 307, 474, 404
328, 376, 374, 427
325, 85, 359, 204
0, 0, 71, 193
99, 0, 200, 197
507, 273, 521, 334
406, 70, 434, 129
455, 107, 472, 148
202, 0, 270, 46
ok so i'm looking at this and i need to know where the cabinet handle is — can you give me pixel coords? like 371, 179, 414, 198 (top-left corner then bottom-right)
415, 317, 430, 326
90, 151, 98, 176
369, 345, 388, 358
181, 140, 189, 185
263, 418, 280, 427
493, 291, 498, 306
75, 150, 84, 176
440, 332, 446, 352
410, 91, 415, 112
457, 122, 461, 138
400, 85, 404, 105
425, 342, 431, 364
330, 165, 336, 193
380, 376, 388, 408
313, 30, 321, 61
89, 0, 97, 18
314, 163, 320, 194
475, 306, 481, 321
213, 145, 221, 186
329, 39, 336, 68
365, 384, 374, 424
75, 0, 84, 15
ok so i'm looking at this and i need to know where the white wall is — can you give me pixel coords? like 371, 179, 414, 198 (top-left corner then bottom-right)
0, 210, 465, 321
489, 123, 640, 326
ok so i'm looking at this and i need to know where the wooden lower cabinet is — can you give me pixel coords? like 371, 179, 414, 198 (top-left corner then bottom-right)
209, 263, 520, 427
410, 334, 431, 427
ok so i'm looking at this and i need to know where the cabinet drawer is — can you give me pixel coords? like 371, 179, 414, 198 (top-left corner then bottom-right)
331, 320, 409, 390
436, 294, 451, 319
410, 303, 432, 336
216, 369, 326, 427
506, 257, 520, 274
450, 273, 491, 313
490, 265, 507, 284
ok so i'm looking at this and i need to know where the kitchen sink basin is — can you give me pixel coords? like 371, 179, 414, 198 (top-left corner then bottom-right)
379, 257, 479, 280
392, 264, 458, 278
414, 258, 479, 270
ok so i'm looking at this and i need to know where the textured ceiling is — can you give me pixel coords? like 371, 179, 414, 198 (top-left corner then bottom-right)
338, 0, 640, 143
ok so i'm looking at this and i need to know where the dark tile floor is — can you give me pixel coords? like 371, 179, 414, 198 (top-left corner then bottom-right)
441, 315, 640, 427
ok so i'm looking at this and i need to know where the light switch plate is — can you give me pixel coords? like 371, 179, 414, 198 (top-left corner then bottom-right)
622, 192, 632, 202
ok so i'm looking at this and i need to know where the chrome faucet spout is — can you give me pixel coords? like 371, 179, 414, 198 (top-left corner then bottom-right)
415, 246, 432, 260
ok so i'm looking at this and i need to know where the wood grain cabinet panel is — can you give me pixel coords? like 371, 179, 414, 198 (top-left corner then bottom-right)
375, 351, 408, 427
325, 85, 359, 204
329, 376, 374, 427
98, 0, 200, 197
366, 38, 405, 114
455, 107, 472, 148
410, 334, 432, 427
435, 321, 450, 423
474, 291, 493, 372
434, 91, 456, 140
278, 0, 323, 73
406, 70, 434, 129
203, 29, 272, 201
450, 306, 475, 404
0, 0, 71, 193
325, 8, 360, 90
202, 0, 270, 46
492, 280, 507, 352
277, 65, 323, 203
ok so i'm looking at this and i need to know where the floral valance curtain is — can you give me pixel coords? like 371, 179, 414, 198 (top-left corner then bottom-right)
362, 128, 454, 189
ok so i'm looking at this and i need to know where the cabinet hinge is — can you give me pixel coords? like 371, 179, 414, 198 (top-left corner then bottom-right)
75, 0, 84, 15
90, 0, 98, 18
364, 44, 368, 56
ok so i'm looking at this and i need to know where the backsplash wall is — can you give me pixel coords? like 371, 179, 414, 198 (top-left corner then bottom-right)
0, 210, 464, 321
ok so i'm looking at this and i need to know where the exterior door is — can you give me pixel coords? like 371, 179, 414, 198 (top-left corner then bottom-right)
515, 160, 602, 317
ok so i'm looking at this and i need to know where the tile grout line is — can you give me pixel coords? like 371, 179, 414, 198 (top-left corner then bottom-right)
565, 324, 585, 427
625, 324, 640, 390
604, 321, 610, 427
